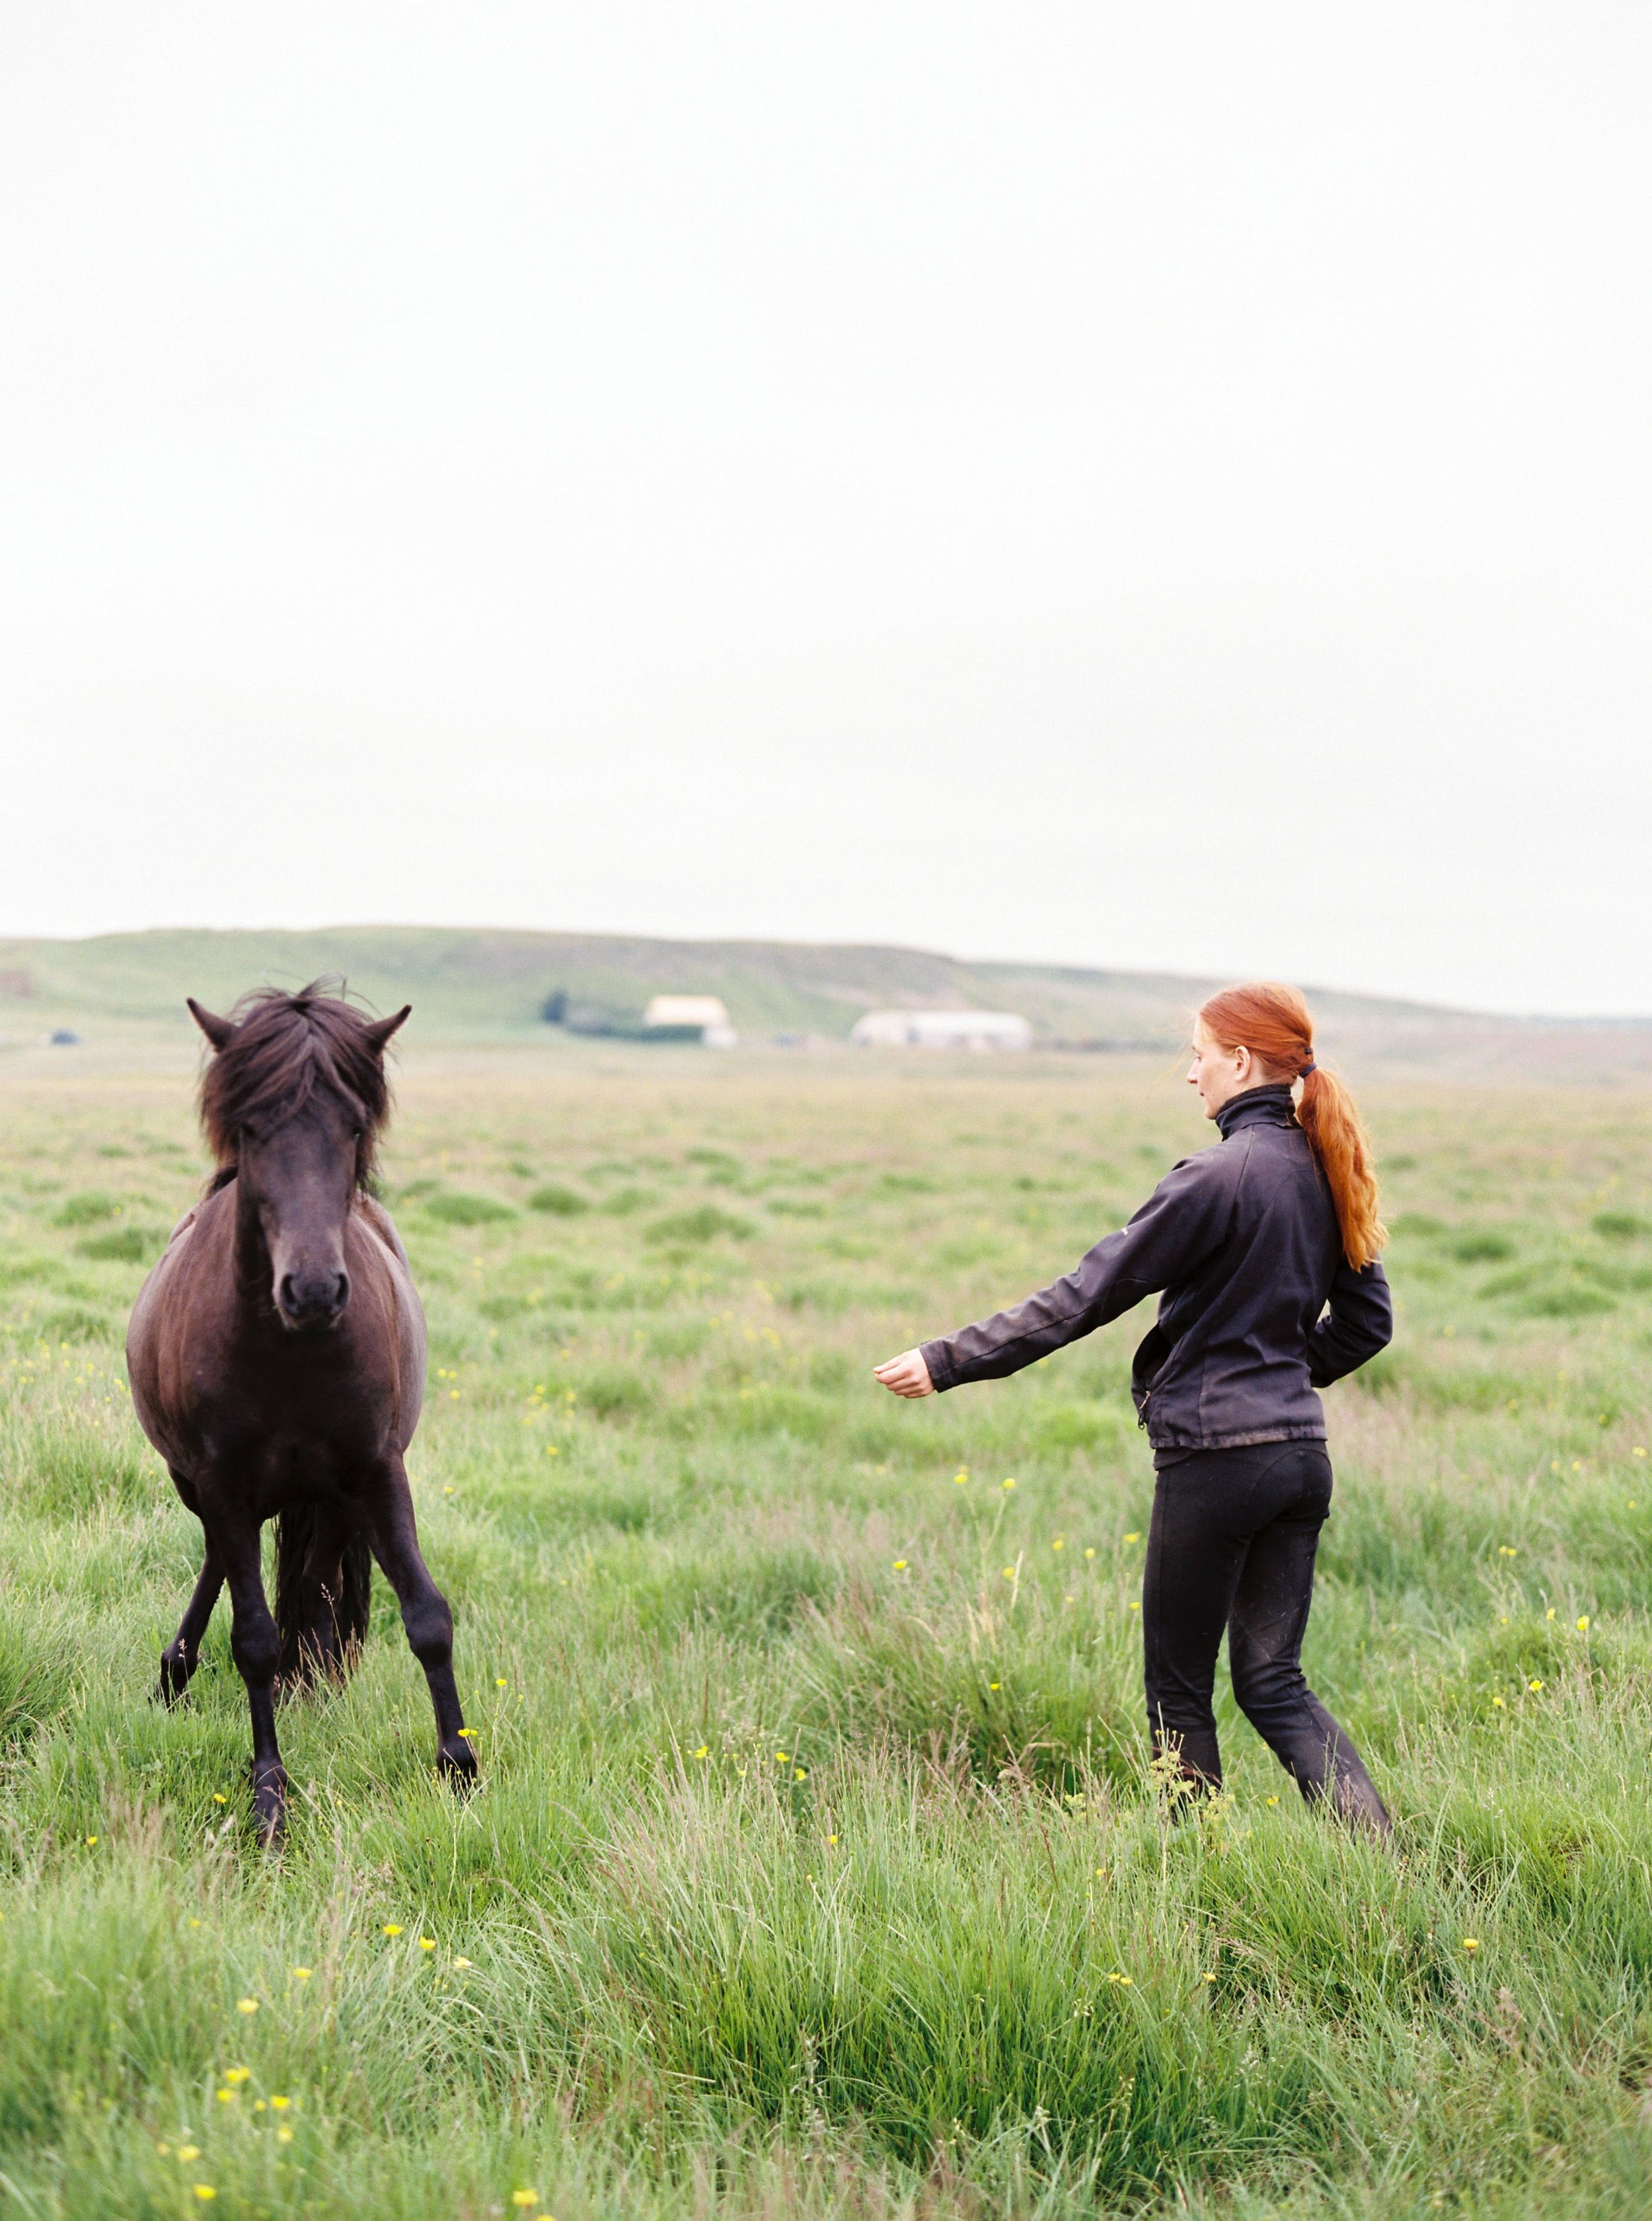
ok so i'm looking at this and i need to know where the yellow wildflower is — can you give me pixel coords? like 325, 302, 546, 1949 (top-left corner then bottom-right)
1462, 1938, 1480, 1953
419, 1937, 436, 1951
270, 2097, 290, 2111
292, 1967, 311, 1979
193, 2187, 217, 2202
176, 2147, 201, 2164
383, 1924, 403, 1937
224, 2067, 250, 2085
236, 1998, 258, 2015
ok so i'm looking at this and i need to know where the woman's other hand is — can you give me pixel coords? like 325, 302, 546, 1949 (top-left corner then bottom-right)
874, 1349, 934, 1398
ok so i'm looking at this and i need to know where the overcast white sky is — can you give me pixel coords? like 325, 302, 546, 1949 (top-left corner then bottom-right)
2, 6, 1648, 1012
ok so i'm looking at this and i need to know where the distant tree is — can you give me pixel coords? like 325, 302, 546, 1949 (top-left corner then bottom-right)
541, 990, 568, 1026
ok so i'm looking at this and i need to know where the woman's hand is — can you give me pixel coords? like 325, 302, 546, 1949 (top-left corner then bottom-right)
874, 1348, 934, 1398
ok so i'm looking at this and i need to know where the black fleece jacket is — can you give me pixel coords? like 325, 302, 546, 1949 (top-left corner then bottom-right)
919, 1084, 1392, 1450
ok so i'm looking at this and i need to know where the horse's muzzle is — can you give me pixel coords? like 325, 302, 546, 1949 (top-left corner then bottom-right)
277, 1269, 350, 1331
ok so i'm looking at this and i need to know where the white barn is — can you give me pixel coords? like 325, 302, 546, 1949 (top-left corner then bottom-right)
850, 1009, 1033, 1052
644, 995, 737, 1047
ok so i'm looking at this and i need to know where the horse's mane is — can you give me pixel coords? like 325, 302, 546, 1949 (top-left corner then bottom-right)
200, 982, 393, 1191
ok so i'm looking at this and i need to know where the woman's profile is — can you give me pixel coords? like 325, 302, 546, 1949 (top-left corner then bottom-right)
875, 981, 1393, 1836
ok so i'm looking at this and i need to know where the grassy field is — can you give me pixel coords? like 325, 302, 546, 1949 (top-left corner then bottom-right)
1, 1045, 1650, 2218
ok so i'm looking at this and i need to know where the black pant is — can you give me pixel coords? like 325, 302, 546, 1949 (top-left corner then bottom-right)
1142, 1441, 1390, 1834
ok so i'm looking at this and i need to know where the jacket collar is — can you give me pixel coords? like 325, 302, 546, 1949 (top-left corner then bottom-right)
1215, 1082, 1298, 1139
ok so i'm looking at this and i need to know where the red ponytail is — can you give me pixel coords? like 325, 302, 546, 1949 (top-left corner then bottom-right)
1198, 982, 1386, 1270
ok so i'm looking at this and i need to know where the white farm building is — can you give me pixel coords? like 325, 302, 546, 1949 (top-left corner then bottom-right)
643, 995, 737, 1047
850, 1009, 1033, 1052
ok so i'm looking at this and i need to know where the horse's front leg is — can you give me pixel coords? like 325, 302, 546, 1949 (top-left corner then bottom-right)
209, 1511, 289, 1845
159, 1534, 224, 1706
364, 1458, 476, 1788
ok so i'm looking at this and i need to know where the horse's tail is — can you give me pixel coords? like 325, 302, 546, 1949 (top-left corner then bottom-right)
274, 1505, 373, 1688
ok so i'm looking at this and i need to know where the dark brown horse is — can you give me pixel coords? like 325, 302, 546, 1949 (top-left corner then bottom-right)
127, 985, 476, 1842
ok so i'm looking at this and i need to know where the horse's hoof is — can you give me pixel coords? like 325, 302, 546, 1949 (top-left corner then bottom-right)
157, 1655, 192, 1708
250, 1763, 289, 1848
438, 1739, 479, 1793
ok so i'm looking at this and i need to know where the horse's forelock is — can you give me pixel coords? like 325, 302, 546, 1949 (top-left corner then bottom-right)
199, 984, 393, 1186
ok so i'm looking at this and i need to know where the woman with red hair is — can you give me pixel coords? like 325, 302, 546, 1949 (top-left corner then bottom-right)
876, 982, 1392, 1836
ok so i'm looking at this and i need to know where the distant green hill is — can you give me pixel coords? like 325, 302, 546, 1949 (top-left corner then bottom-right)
1, 925, 1647, 1076
0, 924, 1441, 1049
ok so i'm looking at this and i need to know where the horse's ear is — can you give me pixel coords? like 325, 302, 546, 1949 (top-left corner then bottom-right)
363, 1005, 411, 1056
186, 998, 237, 1051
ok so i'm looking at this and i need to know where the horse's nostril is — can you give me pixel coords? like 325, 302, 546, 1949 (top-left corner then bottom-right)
278, 1271, 348, 1323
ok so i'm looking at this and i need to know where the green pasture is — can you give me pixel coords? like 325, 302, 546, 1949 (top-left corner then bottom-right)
1, 1048, 1650, 2218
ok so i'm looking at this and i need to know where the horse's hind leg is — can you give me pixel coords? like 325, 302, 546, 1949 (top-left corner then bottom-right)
365, 1458, 476, 1789
276, 1500, 357, 1690
209, 1513, 288, 1845
159, 1536, 224, 1706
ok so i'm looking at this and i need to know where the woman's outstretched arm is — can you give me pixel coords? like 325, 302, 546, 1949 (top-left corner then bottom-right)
875, 1147, 1236, 1396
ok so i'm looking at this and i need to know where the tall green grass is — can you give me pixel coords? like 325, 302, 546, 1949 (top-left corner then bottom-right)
0, 1055, 1649, 2215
